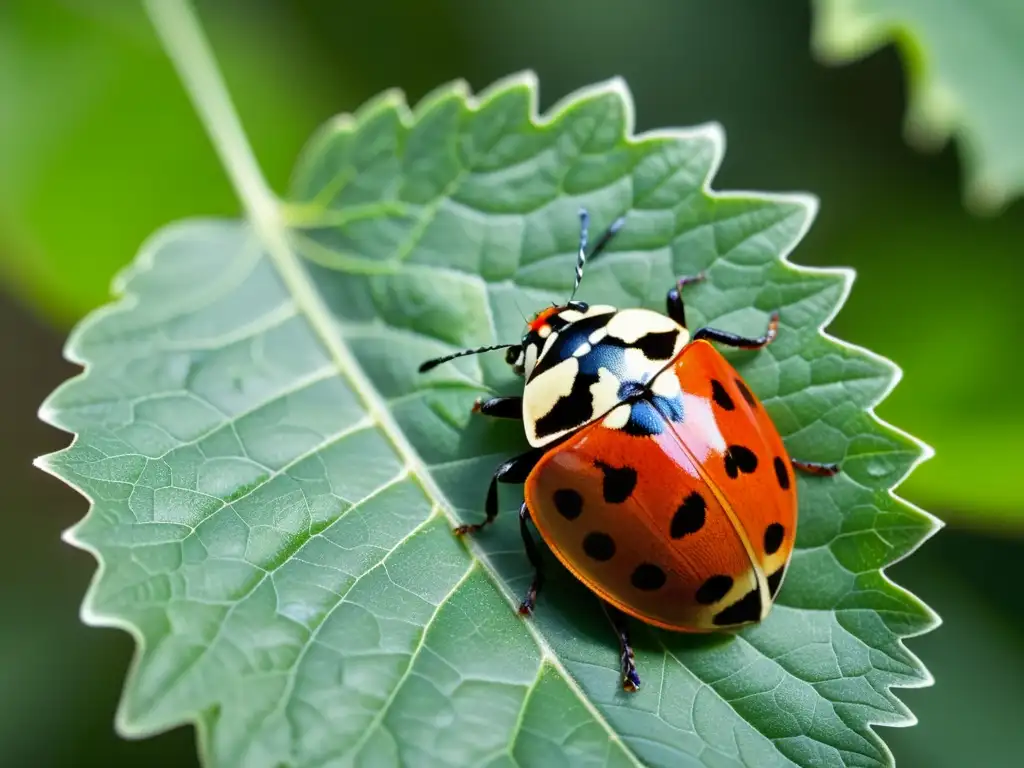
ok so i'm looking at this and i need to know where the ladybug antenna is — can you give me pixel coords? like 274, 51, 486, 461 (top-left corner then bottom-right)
569, 209, 626, 301
418, 343, 518, 373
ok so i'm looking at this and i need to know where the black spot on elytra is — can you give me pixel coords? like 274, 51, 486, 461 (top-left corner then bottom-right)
773, 457, 790, 490
631, 329, 679, 360
724, 445, 758, 479
695, 574, 733, 605
735, 378, 757, 407
583, 531, 616, 561
710, 379, 735, 411
670, 492, 706, 539
553, 489, 583, 520
712, 587, 762, 626
764, 523, 785, 555
595, 462, 637, 503
631, 563, 666, 591
767, 564, 786, 598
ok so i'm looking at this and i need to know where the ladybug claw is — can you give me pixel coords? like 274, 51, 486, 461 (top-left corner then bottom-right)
622, 668, 641, 692
676, 272, 706, 290
453, 523, 482, 536
471, 398, 483, 414
518, 601, 533, 616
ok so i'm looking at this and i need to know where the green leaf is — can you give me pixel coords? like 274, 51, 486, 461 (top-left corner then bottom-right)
39, 2, 940, 766
811, 0, 1024, 213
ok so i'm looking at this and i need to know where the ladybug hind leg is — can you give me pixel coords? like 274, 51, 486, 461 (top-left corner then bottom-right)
516, 503, 545, 616
792, 459, 840, 477
602, 602, 641, 692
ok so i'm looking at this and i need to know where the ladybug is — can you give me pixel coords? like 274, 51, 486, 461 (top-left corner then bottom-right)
418, 210, 838, 691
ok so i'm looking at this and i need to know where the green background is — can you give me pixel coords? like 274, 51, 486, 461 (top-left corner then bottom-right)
2, 1, 1021, 766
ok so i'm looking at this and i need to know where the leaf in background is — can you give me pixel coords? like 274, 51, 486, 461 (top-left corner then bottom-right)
811, 0, 1024, 213
0, 0, 337, 327
38, 3, 940, 766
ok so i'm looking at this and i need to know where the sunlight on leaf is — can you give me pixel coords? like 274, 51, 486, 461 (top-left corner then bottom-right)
37, 2, 940, 766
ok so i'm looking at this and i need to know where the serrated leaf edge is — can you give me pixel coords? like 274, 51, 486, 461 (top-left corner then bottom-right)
810, 0, 1015, 214
34, 3, 942, 765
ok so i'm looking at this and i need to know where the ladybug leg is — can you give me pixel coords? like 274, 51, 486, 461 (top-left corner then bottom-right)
792, 459, 840, 477
602, 602, 642, 692
473, 396, 523, 420
693, 310, 780, 350
665, 272, 707, 327
516, 503, 546, 616
453, 447, 544, 536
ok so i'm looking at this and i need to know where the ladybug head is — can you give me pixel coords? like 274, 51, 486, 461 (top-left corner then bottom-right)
509, 301, 590, 378
416, 300, 591, 377
417, 209, 625, 376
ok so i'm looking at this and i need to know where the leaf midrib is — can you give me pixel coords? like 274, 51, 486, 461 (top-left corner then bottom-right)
145, 1, 645, 764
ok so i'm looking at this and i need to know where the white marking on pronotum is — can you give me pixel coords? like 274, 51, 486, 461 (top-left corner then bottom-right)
606, 308, 680, 344
589, 368, 622, 419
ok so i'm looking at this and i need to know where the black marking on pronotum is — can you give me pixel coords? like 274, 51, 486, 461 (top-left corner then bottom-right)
528, 312, 616, 381
534, 369, 600, 438
595, 461, 638, 503
713, 587, 762, 626
629, 329, 679, 360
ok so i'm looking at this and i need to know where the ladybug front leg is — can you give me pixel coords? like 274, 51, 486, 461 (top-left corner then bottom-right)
453, 447, 544, 536
602, 602, 642, 692
516, 503, 546, 616
473, 396, 523, 420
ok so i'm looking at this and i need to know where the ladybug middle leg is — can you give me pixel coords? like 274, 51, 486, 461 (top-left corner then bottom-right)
453, 447, 544, 536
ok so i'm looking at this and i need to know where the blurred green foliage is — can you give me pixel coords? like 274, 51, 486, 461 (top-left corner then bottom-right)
813, 0, 1024, 212
3, 1, 1024, 767
0, 1, 340, 322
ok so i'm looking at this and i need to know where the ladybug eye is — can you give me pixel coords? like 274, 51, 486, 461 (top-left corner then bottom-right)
505, 345, 522, 365
567, 300, 589, 312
